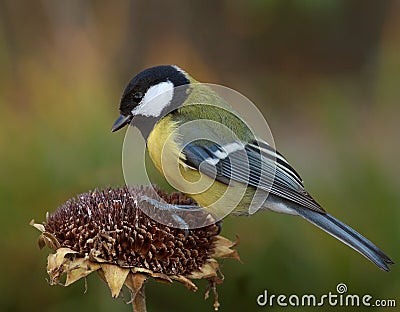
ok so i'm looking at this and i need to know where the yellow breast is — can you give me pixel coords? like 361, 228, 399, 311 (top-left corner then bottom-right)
146, 116, 254, 217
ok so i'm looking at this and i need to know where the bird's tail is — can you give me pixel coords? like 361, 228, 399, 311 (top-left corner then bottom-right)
292, 206, 394, 271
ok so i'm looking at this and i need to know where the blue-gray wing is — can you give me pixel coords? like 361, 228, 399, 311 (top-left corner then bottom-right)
181, 139, 324, 213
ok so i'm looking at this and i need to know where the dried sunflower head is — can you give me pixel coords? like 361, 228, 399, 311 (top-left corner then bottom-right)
31, 186, 240, 311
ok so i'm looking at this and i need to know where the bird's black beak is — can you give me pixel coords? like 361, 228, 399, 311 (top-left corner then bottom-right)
111, 115, 133, 132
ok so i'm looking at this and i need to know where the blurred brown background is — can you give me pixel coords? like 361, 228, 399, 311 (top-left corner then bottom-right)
0, 0, 399, 311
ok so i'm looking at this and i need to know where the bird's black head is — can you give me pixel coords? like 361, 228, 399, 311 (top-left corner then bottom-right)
111, 65, 190, 133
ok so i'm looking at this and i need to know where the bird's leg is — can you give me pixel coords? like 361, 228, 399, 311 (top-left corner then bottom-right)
139, 195, 199, 236
139, 195, 200, 211
139, 195, 222, 236
215, 220, 222, 235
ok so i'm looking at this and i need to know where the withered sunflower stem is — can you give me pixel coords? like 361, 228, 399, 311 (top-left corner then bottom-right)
132, 283, 147, 312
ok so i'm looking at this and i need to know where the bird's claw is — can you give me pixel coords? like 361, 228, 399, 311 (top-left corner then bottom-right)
139, 195, 194, 236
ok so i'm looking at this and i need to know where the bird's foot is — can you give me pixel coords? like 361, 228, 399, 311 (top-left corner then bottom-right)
139, 195, 199, 237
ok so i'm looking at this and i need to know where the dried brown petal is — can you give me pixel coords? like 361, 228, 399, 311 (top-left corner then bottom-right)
65, 258, 100, 286
125, 273, 148, 312
124, 273, 147, 297
170, 275, 198, 291
99, 264, 130, 298
47, 248, 77, 285
211, 235, 241, 261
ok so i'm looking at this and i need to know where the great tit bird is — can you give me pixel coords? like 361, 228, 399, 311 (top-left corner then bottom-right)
112, 65, 393, 271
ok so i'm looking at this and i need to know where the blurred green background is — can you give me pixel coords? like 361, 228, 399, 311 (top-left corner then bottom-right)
1, 0, 399, 311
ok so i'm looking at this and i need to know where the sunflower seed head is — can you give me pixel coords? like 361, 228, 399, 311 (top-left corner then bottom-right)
43, 186, 220, 275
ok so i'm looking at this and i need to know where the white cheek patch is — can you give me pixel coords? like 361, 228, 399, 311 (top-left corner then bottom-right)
173, 65, 187, 76
132, 81, 174, 117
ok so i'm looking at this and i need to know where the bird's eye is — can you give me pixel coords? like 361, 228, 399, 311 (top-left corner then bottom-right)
132, 92, 143, 102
